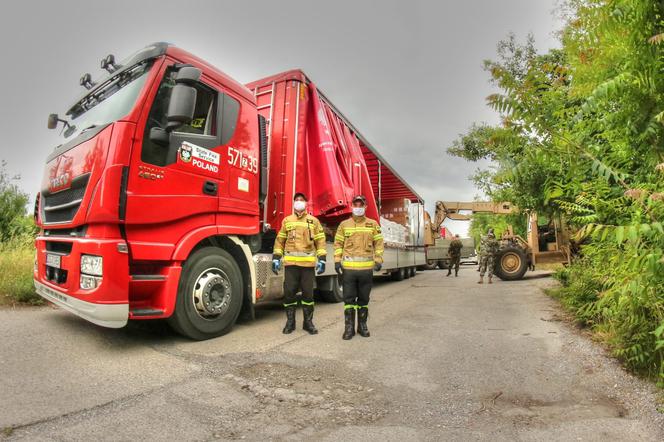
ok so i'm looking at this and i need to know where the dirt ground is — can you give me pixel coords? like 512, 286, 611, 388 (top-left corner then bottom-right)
1, 268, 662, 441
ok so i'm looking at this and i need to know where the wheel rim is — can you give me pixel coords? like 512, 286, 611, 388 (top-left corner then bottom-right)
191, 267, 233, 320
500, 252, 522, 275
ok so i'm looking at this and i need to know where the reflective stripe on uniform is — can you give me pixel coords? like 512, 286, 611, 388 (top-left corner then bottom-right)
334, 234, 344, 242
285, 251, 315, 257
343, 256, 373, 262
334, 248, 343, 255
342, 260, 375, 269
373, 234, 383, 240
316, 249, 326, 256
283, 302, 298, 307
283, 256, 316, 263
313, 233, 325, 240
273, 248, 283, 255
301, 300, 315, 306
277, 232, 288, 238
344, 304, 357, 310
344, 227, 374, 236
285, 221, 310, 228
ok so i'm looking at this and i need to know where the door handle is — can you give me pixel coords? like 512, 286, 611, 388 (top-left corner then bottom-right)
203, 181, 218, 196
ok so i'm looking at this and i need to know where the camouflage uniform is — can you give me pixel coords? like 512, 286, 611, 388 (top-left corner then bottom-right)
478, 234, 500, 278
447, 238, 463, 276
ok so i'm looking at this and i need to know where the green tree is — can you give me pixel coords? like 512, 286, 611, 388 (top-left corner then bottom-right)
0, 161, 31, 241
449, 0, 664, 383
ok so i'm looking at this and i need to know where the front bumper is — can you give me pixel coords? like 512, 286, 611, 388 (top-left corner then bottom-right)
34, 280, 128, 328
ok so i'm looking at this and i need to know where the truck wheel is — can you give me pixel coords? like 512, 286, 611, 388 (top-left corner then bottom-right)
438, 260, 448, 270
494, 245, 528, 281
404, 267, 412, 279
410, 267, 416, 278
424, 260, 437, 270
315, 275, 343, 303
168, 247, 243, 340
392, 267, 405, 281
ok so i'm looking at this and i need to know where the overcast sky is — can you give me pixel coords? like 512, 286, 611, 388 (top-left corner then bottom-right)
0, 0, 562, 234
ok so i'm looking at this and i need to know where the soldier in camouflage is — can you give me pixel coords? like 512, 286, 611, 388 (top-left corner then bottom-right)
478, 228, 500, 284
446, 234, 463, 277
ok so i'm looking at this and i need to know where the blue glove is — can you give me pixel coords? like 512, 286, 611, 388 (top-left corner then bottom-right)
374, 262, 382, 272
272, 259, 281, 275
316, 260, 326, 275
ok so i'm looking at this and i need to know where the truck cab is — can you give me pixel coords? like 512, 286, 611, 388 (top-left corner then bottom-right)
35, 43, 261, 338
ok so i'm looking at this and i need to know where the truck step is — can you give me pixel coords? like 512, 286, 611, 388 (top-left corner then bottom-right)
130, 274, 167, 281
130, 308, 164, 317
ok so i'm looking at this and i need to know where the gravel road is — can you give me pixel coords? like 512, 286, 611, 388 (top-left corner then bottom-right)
1, 268, 662, 441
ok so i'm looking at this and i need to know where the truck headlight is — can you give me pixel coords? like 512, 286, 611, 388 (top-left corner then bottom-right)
80, 274, 102, 290
80, 254, 103, 276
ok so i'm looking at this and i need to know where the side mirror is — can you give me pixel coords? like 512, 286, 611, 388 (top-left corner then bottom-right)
149, 127, 170, 147
47, 114, 59, 129
166, 84, 197, 131
175, 66, 201, 85
164, 67, 202, 132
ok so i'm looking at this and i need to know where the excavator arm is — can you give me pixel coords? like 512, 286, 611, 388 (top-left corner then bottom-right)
437, 201, 516, 220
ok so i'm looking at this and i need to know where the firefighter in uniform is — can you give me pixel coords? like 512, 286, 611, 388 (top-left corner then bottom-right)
272, 193, 327, 335
334, 195, 384, 340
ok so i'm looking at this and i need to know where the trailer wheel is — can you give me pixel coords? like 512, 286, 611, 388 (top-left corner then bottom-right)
404, 267, 411, 279
168, 247, 243, 340
494, 245, 528, 281
392, 267, 405, 281
315, 275, 343, 303
438, 260, 448, 270
410, 267, 417, 277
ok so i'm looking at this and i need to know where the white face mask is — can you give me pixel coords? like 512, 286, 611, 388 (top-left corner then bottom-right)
352, 207, 366, 217
293, 200, 307, 212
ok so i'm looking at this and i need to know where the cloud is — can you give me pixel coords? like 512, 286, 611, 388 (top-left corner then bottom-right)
0, 0, 562, 210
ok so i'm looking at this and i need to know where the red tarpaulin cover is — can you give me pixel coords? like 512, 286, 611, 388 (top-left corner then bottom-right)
303, 84, 379, 221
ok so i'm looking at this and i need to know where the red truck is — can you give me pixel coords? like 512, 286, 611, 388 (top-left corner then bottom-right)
34, 43, 426, 340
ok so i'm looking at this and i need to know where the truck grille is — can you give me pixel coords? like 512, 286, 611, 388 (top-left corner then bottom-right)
41, 174, 90, 224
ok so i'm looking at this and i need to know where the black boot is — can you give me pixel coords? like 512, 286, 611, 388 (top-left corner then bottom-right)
446, 269, 451, 277
302, 304, 318, 335
342, 308, 355, 340
357, 307, 370, 337
282, 305, 296, 334
455, 269, 458, 277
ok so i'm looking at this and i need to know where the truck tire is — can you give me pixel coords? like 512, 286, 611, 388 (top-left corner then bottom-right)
404, 267, 411, 279
410, 267, 416, 278
494, 245, 528, 281
438, 260, 448, 270
168, 247, 243, 340
392, 267, 405, 281
423, 260, 438, 270
315, 275, 343, 303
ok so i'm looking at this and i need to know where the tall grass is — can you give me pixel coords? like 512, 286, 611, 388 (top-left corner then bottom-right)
0, 235, 41, 306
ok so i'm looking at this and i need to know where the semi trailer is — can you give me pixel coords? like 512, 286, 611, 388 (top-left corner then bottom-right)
33, 43, 425, 340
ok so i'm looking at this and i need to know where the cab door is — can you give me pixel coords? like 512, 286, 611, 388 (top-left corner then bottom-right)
124, 61, 225, 261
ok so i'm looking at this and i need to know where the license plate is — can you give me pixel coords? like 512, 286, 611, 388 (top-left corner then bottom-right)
46, 253, 61, 269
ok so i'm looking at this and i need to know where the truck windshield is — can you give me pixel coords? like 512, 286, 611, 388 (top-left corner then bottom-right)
60, 61, 153, 140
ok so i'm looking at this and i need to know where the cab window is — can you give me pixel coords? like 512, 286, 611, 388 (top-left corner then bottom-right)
141, 69, 219, 166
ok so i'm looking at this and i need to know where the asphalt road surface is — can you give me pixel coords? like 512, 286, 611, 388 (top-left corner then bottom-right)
1, 268, 663, 441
